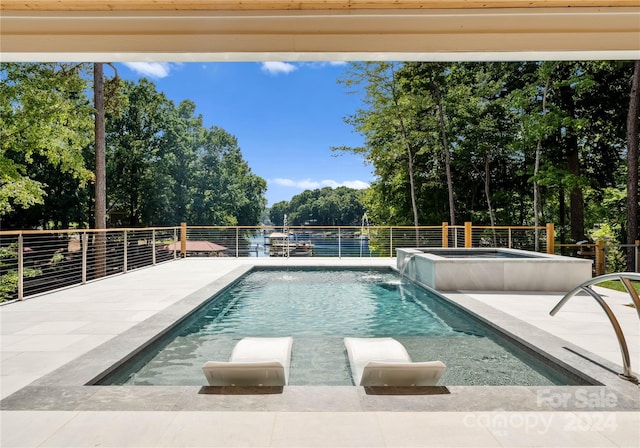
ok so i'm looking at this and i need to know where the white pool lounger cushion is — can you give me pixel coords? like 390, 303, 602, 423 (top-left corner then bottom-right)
344, 337, 446, 386
202, 336, 293, 386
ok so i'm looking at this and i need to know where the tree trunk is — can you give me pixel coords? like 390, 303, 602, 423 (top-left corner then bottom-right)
432, 82, 455, 226
567, 148, 585, 242
397, 113, 420, 245
390, 67, 420, 231
484, 154, 496, 245
396, 114, 419, 229
559, 187, 566, 255
405, 143, 420, 229
93, 63, 107, 279
627, 60, 640, 271
534, 76, 551, 252
559, 81, 585, 243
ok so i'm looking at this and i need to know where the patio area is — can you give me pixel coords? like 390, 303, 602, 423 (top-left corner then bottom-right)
1, 257, 639, 447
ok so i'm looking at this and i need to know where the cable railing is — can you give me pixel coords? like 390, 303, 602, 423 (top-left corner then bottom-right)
555, 241, 640, 277
0, 222, 562, 302
1, 227, 180, 302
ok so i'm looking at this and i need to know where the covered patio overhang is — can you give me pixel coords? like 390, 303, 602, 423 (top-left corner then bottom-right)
1, 1, 639, 62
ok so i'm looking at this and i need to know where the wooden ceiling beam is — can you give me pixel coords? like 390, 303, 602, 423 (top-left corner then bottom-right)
2, 0, 639, 11
2, 2, 638, 60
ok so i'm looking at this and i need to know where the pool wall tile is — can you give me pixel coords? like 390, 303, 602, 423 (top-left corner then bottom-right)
0, 386, 98, 411
75, 385, 189, 411
172, 388, 272, 411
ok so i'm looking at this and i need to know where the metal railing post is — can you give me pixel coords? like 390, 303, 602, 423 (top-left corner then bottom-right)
152, 229, 156, 265
338, 227, 342, 258
180, 222, 187, 258
17, 234, 24, 301
508, 228, 512, 249
82, 233, 88, 284
236, 227, 239, 258
173, 228, 178, 259
123, 230, 128, 273
390, 227, 393, 258
636, 240, 639, 272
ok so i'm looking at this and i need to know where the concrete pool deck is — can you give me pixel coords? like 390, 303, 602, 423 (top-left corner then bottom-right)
1, 257, 639, 447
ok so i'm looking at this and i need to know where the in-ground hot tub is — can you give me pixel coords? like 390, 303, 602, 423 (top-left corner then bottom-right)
397, 248, 593, 292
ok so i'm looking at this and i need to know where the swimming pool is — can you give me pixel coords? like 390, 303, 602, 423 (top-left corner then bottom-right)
99, 268, 588, 387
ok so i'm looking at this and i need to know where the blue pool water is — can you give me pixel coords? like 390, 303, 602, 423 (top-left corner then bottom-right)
101, 268, 586, 386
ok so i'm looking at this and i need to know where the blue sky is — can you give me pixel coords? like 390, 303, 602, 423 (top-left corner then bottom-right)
115, 61, 372, 206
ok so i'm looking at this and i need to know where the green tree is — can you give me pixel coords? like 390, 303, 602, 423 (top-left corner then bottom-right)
400, 62, 459, 225
335, 62, 425, 227
0, 63, 93, 222
271, 187, 366, 226
269, 201, 289, 226
189, 127, 266, 226
338, 60, 633, 242
106, 78, 172, 226
161, 100, 202, 224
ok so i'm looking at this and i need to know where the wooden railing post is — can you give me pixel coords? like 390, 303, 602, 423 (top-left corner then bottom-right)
442, 222, 448, 248
180, 222, 187, 258
464, 222, 472, 248
595, 240, 606, 276
546, 223, 555, 254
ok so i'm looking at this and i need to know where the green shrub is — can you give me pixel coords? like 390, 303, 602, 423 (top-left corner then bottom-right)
589, 224, 626, 273
0, 268, 41, 302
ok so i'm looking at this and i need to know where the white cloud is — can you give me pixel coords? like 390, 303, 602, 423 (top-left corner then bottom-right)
273, 178, 298, 187
303, 61, 348, 69
260, 62, 298, 75
122, 62, 174, 79
340, 180, 370, 189
273, 178, 369, 190
259, 61, 345, 75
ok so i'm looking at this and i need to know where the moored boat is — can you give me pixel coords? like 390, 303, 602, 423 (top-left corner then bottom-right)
266, 232, 313, 257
